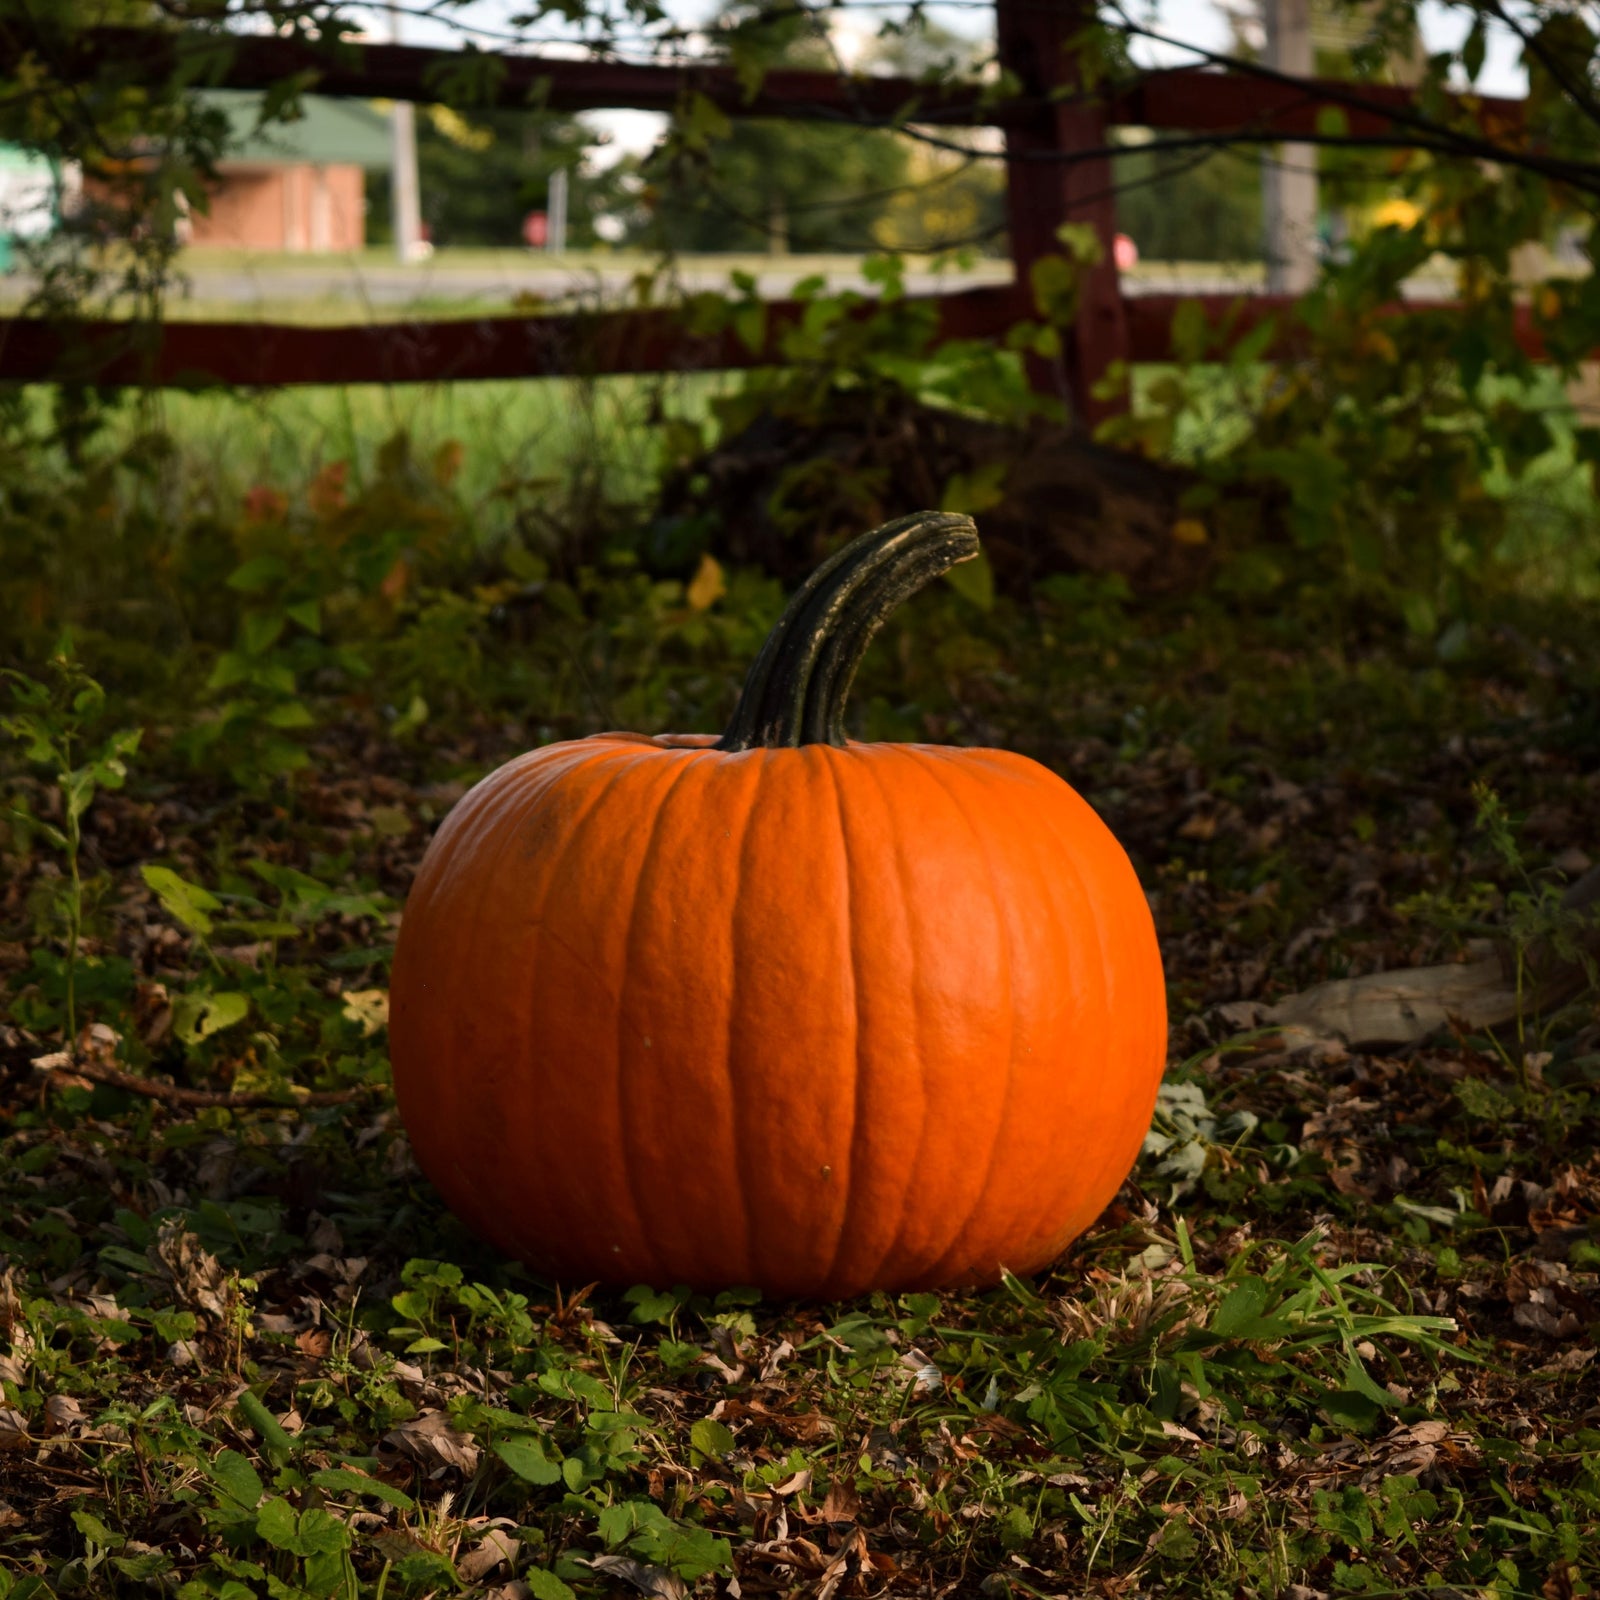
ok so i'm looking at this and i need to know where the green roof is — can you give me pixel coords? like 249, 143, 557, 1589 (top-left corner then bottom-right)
202, 90, 392, 170
0, 145, 54, 172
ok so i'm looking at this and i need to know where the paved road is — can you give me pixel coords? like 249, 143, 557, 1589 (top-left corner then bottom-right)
171, 256, 1013, 307
170, 256, 1458, 308
1, 253, 1458, 313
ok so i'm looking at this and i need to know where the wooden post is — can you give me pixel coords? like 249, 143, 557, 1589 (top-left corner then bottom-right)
996, 0, 1129, 431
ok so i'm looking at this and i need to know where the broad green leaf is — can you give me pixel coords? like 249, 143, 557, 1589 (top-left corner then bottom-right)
227, 555, 289, 592
340, 989, 389, 1036
240, 611, 287, 657
310, 1467, 414, 1511
690, 1418, 735, 1459
206, 652, 253, 691
209, 1449, 265, 1512
494, 1435, 563, 1485
173, 991, 250, 1045
1209, 1281, 1270, 1339
522, 1572, 576, 1600
263, 701, 314, 730
141, 865, 221, 936
940, 463, 1007, 518
253, 1497, 300, 1551
292, 1508, 351, 1556
71, 1508, 124, 1549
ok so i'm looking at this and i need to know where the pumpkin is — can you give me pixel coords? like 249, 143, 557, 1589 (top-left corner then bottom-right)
389, 512, 1166, 1299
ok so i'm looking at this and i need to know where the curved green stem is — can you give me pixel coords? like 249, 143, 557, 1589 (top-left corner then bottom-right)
717, 511, 981, 752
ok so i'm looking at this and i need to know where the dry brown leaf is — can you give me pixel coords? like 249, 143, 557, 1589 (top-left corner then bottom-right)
1405, 1420, 1451, 1445
296, 1328, 333, 1359
820, 1480, 860, 1524
458, 1529, 520, 1582
148, 1222, 232, 1323
0, 1409, 28, 1452
1538, 1346, 1598, 1375
383, 1409, 482, 1477
43, 1394, 85, 1435
1514, 1300, 1582, 1339
587, 1553, 687, 1599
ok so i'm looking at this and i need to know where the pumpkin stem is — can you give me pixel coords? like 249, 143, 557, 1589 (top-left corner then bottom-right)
717, 511, 981, 751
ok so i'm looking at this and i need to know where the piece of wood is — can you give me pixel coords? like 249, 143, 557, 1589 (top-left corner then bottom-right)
0, 285, 1026, 387
6, 26, 1527, 135
995, 0, 1129, 430
1265, 865, 1600, 1049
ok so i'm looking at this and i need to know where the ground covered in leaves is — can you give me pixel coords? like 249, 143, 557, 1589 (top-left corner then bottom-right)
3, 538, 1600, 1599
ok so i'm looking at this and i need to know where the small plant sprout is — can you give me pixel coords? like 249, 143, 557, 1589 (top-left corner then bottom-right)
2, 647, 141, 1052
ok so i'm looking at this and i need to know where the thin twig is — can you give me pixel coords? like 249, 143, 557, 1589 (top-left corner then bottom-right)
36, 1056, 371, 1109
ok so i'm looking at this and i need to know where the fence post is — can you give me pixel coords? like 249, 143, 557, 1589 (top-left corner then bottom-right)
996, 0, 1129, 431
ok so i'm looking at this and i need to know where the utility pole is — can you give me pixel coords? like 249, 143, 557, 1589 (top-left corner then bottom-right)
1262, 0, 1318, 294
389, 4, 425, 263
547, 166, 568, 254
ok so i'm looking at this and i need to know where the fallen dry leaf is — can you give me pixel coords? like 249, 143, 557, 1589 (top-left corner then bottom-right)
588, 1553, 687, 1599
148, 1222, 232, 1323
458, 1528, 520, 1582
383, 1409, 482, 1477
43, 1394, 85, 1435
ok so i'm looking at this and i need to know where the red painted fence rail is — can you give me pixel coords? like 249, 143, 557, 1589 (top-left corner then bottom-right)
0, 293, 1558, 390
0, 14, 1536, 422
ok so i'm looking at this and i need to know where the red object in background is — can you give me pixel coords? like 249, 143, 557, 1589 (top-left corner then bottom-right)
523, 211, 548, 249
1114, 233, 1139, 270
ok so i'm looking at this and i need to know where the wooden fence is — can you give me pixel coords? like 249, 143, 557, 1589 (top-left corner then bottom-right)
0, 8, 1534, 426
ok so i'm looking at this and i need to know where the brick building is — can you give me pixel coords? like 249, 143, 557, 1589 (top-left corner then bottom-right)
185, 91, 392, 253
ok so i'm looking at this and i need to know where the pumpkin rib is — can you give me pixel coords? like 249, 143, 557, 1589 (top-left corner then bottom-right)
813, 747, 867, 1296
834, 747, 969, 1289
398, 756, 536, 1215
900, 746, 1020, 1288
950, 749, 1120, 1275
627, 746, 760, 1286
1006, 755, 1166, 1251
501, 748, 642, 1277
476, 757, 620, 1258
736, 747, 861, 1294
604, 747, 703, 1286
448, 739, 646, 1273
878, 744, 1015, 1288
830, 745, 933, 1295
483, 746, 656, 1278
725, 748, 779, 1289
1004, 756, 1119, 1265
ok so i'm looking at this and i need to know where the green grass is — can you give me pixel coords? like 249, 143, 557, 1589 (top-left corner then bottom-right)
129, 376, 729, 514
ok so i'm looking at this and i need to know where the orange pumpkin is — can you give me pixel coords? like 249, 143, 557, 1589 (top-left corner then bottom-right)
389, 512, 1166, 1299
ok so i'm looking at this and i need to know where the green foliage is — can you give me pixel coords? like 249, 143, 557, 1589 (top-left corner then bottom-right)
2, 649, 140, 1044
1114, 144, 1263, 263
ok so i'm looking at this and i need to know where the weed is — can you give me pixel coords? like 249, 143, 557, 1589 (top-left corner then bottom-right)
2, 648, 140, 1047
